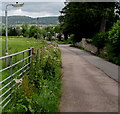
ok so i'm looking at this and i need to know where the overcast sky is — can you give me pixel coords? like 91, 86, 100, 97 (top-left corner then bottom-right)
1, 2, 65, 18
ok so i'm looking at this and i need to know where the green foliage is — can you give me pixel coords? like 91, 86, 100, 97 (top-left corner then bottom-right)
29, 25, 38, 38
2, 23, 58, 41
70, 34, 75, 44
90, 20, 120, 65
107, 20, 120, 65
29, 45, 61, 87
108, 20, 120, 46
54, 25, 61, 34
3, 42, 62, 112
57, 34, 74, 44
8, 27, 20, 36
21, 24, 29, 37
92, 32, 108, 49
29, 45, 61, 112
40, 29, 47, 40
5, 76, 34, 113
32, 76, 61, 112
59, 2, 116, 42
2, 27, 5, 36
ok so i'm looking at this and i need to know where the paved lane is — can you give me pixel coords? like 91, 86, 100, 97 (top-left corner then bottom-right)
60, 45, 118, 112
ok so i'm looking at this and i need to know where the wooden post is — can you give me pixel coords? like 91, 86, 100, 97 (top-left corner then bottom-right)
31, 47, 34, 56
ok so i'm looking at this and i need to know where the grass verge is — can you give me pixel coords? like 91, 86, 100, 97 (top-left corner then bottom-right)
2, 42, 62, 113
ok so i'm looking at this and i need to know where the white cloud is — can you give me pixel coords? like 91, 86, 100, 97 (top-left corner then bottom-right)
1, 2, 65, 18
5, 8, 59, 17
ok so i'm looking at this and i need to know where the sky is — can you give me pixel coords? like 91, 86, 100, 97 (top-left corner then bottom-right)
1, 1, 65, 18
0, 0, 117, 18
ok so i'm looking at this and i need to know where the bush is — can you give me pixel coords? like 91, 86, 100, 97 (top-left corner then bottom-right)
92, 32, 108, 51
69, 34, 75, 44
107, 20, 120, 65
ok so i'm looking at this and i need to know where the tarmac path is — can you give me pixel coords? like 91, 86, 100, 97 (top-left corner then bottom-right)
59, 45, 118, 112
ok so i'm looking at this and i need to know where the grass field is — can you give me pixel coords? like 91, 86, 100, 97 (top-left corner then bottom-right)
1, 36, 47, 56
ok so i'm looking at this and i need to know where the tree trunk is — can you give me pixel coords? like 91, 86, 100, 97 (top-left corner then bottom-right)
63, 33, 68, 40
99, 17, 107, 32
58, 34, 62, 41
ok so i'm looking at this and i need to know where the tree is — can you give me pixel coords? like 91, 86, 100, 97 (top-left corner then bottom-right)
108, 20, 120, 56
8, 27, 17, 36
21, 24, 29, 37
45, 26, 55, 41
59, 2, 116, 42
29, 25, 37, 38
15, 26, 21, 36
54, 25, 62, 41
40, 28, 47, 40
2, 27, 5, 36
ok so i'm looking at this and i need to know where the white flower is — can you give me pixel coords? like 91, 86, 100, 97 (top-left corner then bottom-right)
14, 78, 22, 84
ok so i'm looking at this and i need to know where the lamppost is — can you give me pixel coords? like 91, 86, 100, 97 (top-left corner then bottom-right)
5, 2, 24, 56
37, 17, 39, 41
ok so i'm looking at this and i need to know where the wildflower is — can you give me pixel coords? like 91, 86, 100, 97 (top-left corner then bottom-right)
45, 50, 49, 52
14, 78, 22, 84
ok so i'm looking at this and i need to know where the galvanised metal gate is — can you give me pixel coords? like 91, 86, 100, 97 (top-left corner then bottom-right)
0, 47, 34, 109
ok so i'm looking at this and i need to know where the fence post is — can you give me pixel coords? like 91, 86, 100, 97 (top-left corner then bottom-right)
31, 47, 34, 56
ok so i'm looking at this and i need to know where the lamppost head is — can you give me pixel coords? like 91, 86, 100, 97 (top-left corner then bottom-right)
12, 2, 24, 7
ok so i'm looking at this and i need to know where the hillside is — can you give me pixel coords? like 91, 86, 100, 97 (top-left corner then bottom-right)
1, 16, 59, 25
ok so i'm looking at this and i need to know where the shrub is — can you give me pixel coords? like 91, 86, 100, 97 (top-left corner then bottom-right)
107, 20, 120, 65
92, 32, 108, 52
69, 34, 75, 44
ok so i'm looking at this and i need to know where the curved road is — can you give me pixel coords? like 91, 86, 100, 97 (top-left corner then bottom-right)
59, 45, 118, 112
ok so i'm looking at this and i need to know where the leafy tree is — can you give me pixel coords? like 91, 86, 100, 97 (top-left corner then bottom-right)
8, 27, 17, 36
40, 28, 47, 40
21, 24, 29, 37
2, 27, 5, 36
104, 20, 120, 65
54, 25, 62, 41
92, 32, 108, 54
15, 26, 21, 36
29, 25, 37, 38
45, 26, 55, 40
108, 20, 120, 56
59, 2, 116, 42
54, 25, 61, 33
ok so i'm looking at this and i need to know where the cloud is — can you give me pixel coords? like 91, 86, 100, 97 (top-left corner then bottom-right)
22, 2, 64, 13
1, 2, 65, 17
6, 8, 59, 17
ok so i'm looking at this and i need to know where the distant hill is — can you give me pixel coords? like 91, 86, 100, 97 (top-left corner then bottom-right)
1, 16, 59, 25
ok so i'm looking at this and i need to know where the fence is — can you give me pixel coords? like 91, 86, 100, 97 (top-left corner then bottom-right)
0, 47, 34, 109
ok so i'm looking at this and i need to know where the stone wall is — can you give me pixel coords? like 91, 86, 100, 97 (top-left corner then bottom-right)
75, 38, 98, 54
